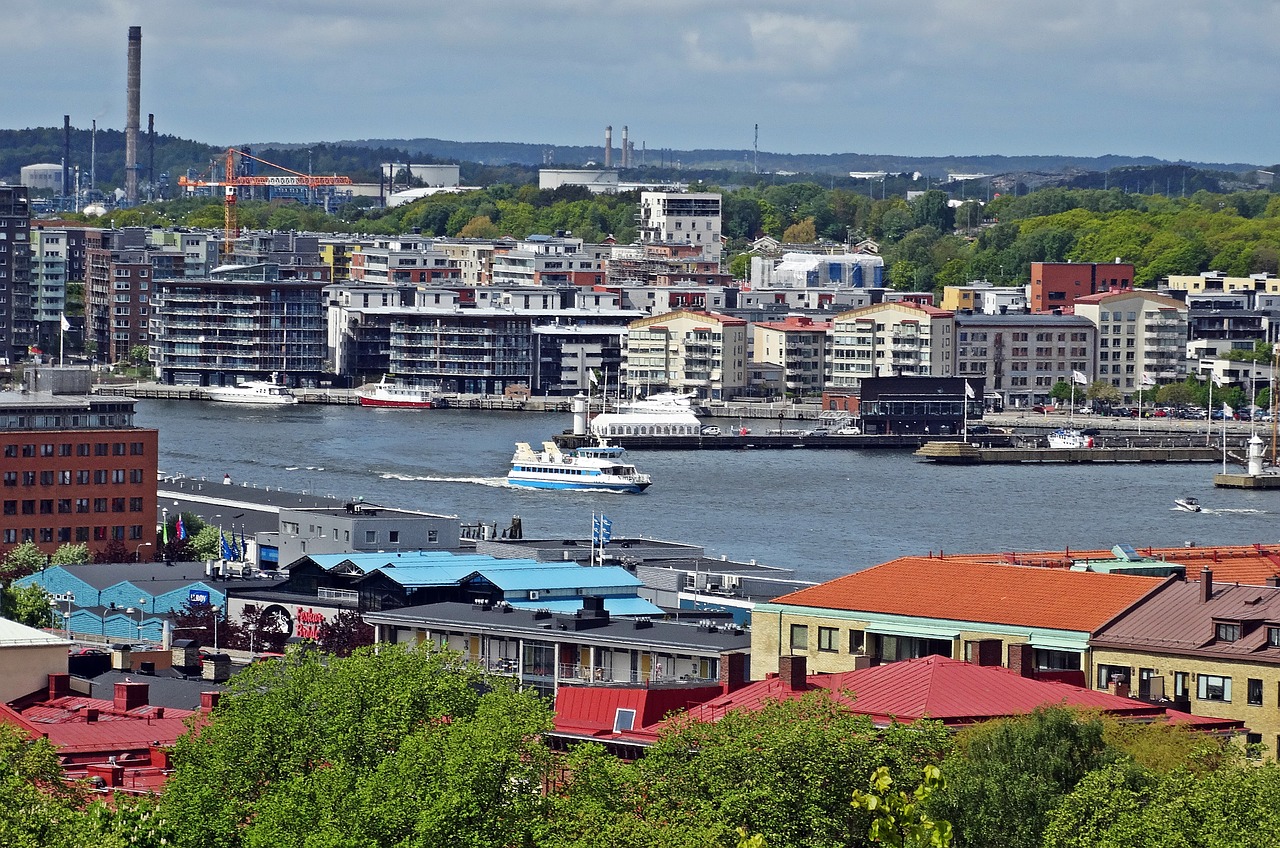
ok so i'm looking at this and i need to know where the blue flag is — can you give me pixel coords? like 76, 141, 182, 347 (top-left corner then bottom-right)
220, 532, 234, 561
600, 515, 612, 545
239, 525, 249, 559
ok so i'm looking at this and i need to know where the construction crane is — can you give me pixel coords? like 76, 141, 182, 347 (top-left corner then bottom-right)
178, 148, 353, 259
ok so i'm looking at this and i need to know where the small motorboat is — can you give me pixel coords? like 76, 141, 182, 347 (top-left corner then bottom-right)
1174, 496, 1202, 513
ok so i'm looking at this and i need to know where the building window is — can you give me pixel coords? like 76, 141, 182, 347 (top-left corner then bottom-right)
1268, 627, 1280, 648
1215, 622, 1241, 642
427, 530, 438, 543
1248, 678, 1263, 706
1097, 664, 1131, 689
365, 530, 377, 544
817, 626, 838, 652
849, 630, 865, 654
389, 530, 400, 544
1174, 671, 1189, 698
1198, 674, 1231, 702
790, 623, 809, 651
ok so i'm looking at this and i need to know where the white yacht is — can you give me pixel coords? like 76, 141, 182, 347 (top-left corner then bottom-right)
357, 375, 438, 409
205, 374, 298, 406
589, 392, 703, 438
1047, 429, 1092, 449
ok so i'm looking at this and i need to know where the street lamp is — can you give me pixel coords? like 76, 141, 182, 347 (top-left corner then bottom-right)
49, 592, 75, 638
210, 604, 220, 653
135, 542, 152, 562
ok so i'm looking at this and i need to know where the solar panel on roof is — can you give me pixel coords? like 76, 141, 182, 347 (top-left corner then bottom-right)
1112, 544, 1140, 561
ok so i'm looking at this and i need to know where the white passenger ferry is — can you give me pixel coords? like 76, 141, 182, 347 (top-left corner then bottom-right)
507, 441, 652, 493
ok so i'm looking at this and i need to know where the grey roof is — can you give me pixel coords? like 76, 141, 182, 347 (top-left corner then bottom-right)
365, 601, 751, 653
159, 479, 344, 536
954, 312, 1094, 326
53, 561, 282, 594
84, 668, 227, 711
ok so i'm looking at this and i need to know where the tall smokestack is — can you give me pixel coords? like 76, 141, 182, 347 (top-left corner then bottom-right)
604, 125, 612, 169
62, 115, 71, 200
621, 126, 629, 168
147, 113, 155, 198
125, 26, 141, 204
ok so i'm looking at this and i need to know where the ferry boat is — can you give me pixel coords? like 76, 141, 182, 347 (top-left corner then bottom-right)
507, 441, 652, 493
1047, 429, 1092, 449
357, 376, 438, 409
205, 374, 298, 406
589, 391, 703, 438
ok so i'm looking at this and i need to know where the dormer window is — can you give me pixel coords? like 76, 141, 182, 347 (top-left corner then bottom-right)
1215, 622, 1241, 642
1267, 626, 1280, 648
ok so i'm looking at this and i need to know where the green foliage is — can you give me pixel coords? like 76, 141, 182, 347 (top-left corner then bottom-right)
1154, 381, 1195, 407
158, 643, 553, 848
1086, 380, 1122, 405
929, 706, 1113, 848
1224, 339, 1274, 362
852, 765, 952, 848
187, 524, 222, 562
0, 723, 117, 848
0, 541, 47, 584
1, 583, 53, 628
1049, 381, 1074, 403
541, 691, 952, 848
49, 543, 90, 566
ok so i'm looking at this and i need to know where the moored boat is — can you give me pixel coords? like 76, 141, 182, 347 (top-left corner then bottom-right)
1047, 429, 1092, 449
507, 441, 652, 493
358, 375, 438, 409
205, 374, 298, 406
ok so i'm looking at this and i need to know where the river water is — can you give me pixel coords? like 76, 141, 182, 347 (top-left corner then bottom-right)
136, 401, 1277, 583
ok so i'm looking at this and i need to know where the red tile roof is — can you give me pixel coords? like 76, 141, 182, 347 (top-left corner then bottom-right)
938, 544, 1280, 587
681, 656, 1241, 731
769, 556, 1163, 632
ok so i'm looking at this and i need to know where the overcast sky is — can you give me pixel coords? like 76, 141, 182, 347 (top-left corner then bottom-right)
6, 1, 1279, 166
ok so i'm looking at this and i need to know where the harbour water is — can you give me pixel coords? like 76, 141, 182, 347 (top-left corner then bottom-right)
138, 401, 1277, 582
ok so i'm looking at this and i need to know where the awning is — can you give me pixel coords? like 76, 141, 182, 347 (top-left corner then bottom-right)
864, 622, 959, 640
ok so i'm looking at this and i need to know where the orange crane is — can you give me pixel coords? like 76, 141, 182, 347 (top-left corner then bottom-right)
178, 148, 353, 259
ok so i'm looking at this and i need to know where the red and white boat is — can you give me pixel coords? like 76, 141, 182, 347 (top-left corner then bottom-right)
357, 376, 438, 409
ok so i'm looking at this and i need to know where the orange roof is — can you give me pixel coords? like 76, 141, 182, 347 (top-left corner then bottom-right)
770, 556, 1163, 632
935, 544, 1280, 587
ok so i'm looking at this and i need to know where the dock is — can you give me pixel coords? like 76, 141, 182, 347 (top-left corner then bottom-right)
1213, 473, 1280, 489
915, 441, 1221, 464
554, 433, 1015, 451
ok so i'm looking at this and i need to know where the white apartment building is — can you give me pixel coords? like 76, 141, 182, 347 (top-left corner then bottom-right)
1074, 290, 1189, 399
624, 310, 747, 400
750, 252, 885, 289
829, 303, 955, 389
637, 192, 722, 263
954, 313, 1096, 409
751, 316, 832, 398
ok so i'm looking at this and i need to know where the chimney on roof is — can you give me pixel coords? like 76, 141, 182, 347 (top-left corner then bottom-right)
149, 745, 171, 769
85, 707, 100, 723
969, 639, 1003, 667
719, 651, 748, 694
1267, 575, 1280, 589
853, 653, 877, 670
1201, 568, 1214, 602
48, 673, 71, 701
1006, 643, 1035, 678
113, 681, 149, 712
199, 691, 221, 712
777, 654, 807, 691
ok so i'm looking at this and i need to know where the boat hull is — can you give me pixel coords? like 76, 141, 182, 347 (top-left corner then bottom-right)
205, 392, 298, 406
358, 395, 434, 409
506, 475, 651, 494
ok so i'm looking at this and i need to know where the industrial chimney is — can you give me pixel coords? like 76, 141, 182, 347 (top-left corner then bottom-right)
125, 26, 141, 204
621, 126, 629, 168
604, 125, 612, 168
62, 115, 71, 201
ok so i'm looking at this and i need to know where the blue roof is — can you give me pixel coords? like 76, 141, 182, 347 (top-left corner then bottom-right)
474, 566, 642, 592
507, 596, 664, 617
370, 565, 487, 588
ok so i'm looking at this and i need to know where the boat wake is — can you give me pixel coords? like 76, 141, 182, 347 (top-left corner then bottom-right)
1202, 507, 1268, 515
378, 472, 509, 488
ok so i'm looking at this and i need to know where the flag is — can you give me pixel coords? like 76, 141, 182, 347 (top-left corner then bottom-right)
1141, 372, 1157, 388
1071, 370, 1088, 386
175, 515, 186, 541
600, 515, 612, 546
162, 519, 169, 546
1211, 372, 1228, 388
1224, 403, 1235, 417
240, 525, 249, 559
220, 532, 234, 561
588, 369, 599, 385
964, 381, 975, 399
60, 313, 70, 332
27, 345, 41, 355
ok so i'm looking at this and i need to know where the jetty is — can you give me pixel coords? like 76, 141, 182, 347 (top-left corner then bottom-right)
915, 441, 1221, 464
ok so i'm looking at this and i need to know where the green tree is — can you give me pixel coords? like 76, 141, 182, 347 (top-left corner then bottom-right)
1155, 381, 1195, 407
1, 583, 52, 628
1049, 381, 1074, 404
50, 542, 90, 565
0, 541, 47, 584
1086, 380, 1122, 407
783, 216, 817, 243
188, 524, 222, 562
159, 644, 553, 848
930, 707, 1113, 848
852, 765, 953, 848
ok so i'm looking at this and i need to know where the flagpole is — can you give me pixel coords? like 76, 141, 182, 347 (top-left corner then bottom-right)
1207, 377, 1213, 448
963, 381, 969, 443
59, 313, 65, 366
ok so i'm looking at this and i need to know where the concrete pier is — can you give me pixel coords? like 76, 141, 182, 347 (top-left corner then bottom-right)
916, 442, 1221, 464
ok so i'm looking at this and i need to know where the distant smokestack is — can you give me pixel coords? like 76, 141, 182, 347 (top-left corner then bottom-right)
604, 125, 612, 168
147, 113, 155, 197
62, 115, 71, 199
125, 25, 141, 204
621, 126, 629, 168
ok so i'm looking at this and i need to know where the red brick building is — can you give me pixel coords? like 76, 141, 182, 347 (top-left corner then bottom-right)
0, 368, 157, 558
1030, 262, 1134, 313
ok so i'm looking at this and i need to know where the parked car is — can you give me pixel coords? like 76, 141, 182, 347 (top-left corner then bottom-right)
699, 425, 723, 436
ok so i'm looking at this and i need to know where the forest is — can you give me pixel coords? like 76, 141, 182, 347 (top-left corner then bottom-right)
3, 643, 1278, 848
71, 181, 1280, 298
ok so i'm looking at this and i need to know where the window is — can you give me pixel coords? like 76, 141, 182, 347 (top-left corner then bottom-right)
1268, 627, 1280, 648
39, 470, 54, 485
1198, 674, 1231, 702
1216, 622, 1241, 642
1248, 678, 1263, 706
389, 530, 400, 544
364, 530, 378, 544
427, 530, 438, 543
849, 630, 865, 654
1174, 671, 1189, 699
790, 623, 809, 651
1097, 664, 1131, 689
818, 626, 838, 652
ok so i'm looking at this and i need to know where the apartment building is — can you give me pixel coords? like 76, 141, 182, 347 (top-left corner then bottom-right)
624, 310, 747, 400
749, 251, 885, 289
0, 367, 156, 558
1030, 261, 1134, 312
939, 282, 1029, 314
150, 264, 328, 387
954, 312, 1096, 409
490, 235, 608, 288
349, 236, 461, 286
85, 228, 152, 363
1073, 290, 1189, 397
828, 302, 954, 389
751, 316, 832, 398
637, 191, 722, 263
28, 225, 87, 351
0, 186, 33, 362
1167, 271, 1280, 296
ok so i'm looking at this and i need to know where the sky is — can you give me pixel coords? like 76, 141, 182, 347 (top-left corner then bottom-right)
6, 1, 1280, 166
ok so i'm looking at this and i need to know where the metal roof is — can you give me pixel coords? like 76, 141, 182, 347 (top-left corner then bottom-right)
507, 596, 664, 616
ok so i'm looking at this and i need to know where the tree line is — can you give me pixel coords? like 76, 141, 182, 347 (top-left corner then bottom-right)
2, 643, 1278, 847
